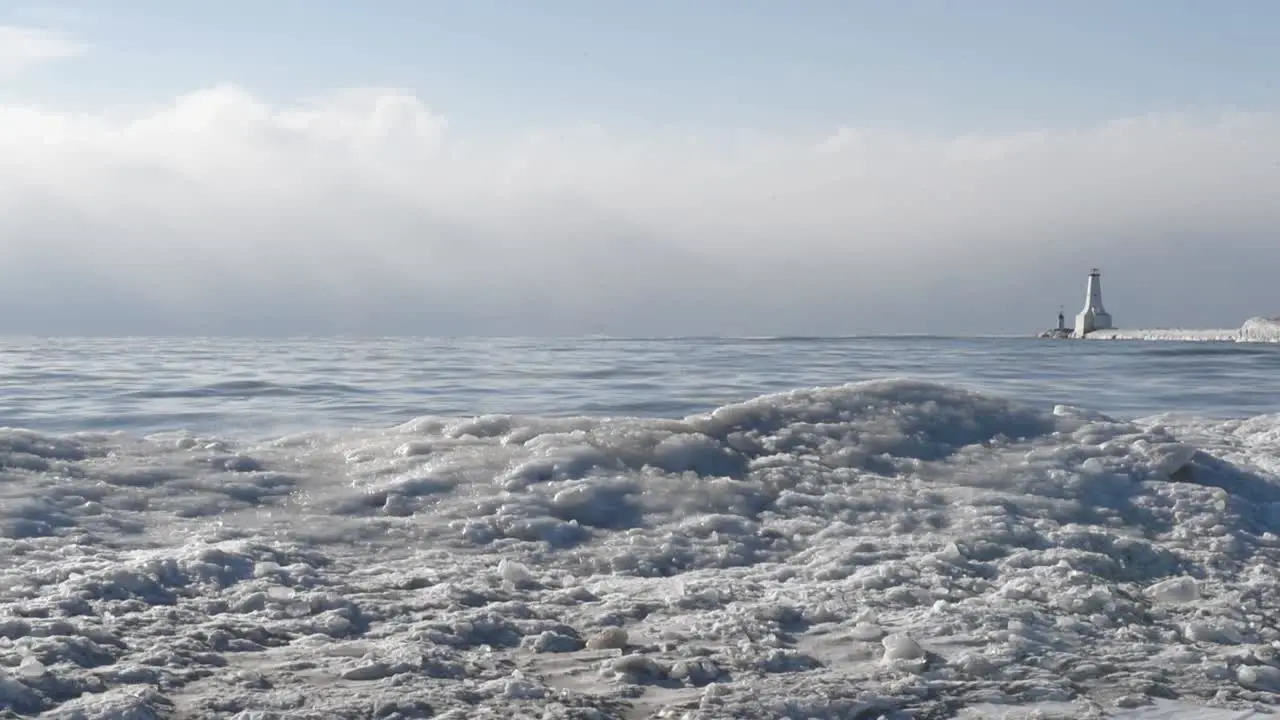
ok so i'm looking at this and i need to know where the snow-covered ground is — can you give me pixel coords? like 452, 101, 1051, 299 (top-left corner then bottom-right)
1084, 317, 1280, 343
4, 379, 1280, 718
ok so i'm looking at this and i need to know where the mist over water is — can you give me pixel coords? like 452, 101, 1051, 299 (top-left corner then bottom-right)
3, 86, 1280, 335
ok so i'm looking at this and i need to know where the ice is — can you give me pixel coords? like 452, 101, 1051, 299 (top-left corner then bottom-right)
1240, 666, 1280, 692
17, 652, 45, 678
961, 699, 1279, 718
1146, 576, 1200, 604
4, 378, 1280, 717
496, 558, 537, 588
880, 633, 925, 661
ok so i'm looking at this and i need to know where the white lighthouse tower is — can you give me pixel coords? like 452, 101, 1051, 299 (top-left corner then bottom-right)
1074, 268, 1113, 336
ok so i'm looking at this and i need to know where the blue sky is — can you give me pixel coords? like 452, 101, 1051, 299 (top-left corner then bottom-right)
9, 0, 1280, 131
1, 1, 1279, 335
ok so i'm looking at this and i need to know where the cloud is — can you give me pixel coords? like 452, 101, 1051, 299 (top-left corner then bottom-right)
1, 84, 1279, 335
0, 25, 85, 77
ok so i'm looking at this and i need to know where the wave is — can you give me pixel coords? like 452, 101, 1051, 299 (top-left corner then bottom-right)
2, 379, 1280, 718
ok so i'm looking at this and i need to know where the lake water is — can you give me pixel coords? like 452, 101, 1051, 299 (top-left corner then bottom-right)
5, 336, 1279, 438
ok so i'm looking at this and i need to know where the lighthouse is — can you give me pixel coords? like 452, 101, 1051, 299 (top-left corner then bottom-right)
1074, 268, 1113, 336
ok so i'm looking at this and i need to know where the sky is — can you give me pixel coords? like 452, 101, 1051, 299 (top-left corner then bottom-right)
2, 0, 1279, 336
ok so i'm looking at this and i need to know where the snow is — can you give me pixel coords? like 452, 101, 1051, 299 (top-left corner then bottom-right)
1084, 317, 1280, 343
4, 378, 1280, 718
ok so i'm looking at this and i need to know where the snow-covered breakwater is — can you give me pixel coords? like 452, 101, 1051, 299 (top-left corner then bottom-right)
1085, 317, 1280, 343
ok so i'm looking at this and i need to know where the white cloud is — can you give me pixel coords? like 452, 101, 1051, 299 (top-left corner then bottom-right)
0, 25, 85, 77
1, 84, 1279, 335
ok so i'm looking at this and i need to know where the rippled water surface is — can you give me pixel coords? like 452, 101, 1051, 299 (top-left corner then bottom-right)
4, 336, 1279, 437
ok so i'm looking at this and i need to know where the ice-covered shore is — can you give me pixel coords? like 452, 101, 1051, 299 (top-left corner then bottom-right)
1085, 317, 1280, 343
4, 379, 1280, 718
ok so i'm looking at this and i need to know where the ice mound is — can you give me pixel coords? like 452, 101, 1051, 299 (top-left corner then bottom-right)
1240, 317, 1280, 343
4, 379, 1280, 717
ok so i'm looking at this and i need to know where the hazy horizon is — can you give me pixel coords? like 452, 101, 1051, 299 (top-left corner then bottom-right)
3, 1, 1279, 337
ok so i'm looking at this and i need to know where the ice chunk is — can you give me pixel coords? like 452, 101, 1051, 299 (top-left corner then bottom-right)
1237, 664, 1280, 691
1183, 621, 1242, 645
497, 558, 535, 588
882, 633, 925, 661
16, 655, 44, 678
586, 628, 629, 650
850, 622, 885, 641
1146, 576, 1199, 604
